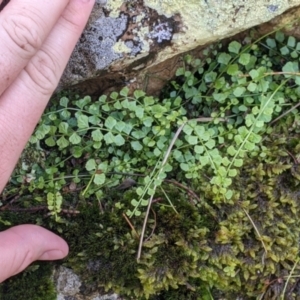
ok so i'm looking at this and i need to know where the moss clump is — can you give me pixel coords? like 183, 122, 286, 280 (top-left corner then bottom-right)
0, 263, 56, 300
58, 187, 213, 298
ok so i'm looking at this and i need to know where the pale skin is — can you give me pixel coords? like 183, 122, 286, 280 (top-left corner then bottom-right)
0, 0, 95, 283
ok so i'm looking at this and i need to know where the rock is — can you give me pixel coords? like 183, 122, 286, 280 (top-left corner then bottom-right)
59, 0, 300, 96
53, 266, 121, 300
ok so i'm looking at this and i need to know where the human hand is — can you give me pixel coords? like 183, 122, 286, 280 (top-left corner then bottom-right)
0, 0, 95, 282
0, 225, 69, 282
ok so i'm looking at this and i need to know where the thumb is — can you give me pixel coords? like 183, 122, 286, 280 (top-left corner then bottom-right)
0, 224, 68, 282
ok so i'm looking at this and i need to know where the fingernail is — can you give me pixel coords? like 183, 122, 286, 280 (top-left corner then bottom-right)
39, 250, 67, 260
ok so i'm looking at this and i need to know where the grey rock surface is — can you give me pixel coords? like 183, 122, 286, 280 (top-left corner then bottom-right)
60, 0, 300, 94
54, 266, 121, 300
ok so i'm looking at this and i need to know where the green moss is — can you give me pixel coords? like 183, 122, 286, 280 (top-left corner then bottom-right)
55, 190, 213, 298
0, 263, 56, 300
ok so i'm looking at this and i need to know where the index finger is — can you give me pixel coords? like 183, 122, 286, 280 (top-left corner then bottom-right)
0, 0, 70, 95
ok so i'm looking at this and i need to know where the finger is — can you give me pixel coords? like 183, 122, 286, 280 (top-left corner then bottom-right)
0, 0, 10, 12
0, 0, 70, 95
0, 225, 68, 283
0, 0, 94, 192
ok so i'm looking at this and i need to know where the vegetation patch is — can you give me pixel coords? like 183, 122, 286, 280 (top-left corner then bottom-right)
1, 29, 300, 299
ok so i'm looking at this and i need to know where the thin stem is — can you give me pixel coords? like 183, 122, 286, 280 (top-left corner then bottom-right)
281, 256, 300, 299
270, 101, 300, 125
137, 121, 186, 260
242, 208, 268, 254
137, 117, 217, 259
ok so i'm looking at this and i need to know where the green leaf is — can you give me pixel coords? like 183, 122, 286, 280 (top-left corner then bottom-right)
154, 148, 161, 156
205, 139, 216, 149
185, 135, 198, 145
282, 61, 299, 76
217, 53, 231, 65
60, 97, 69, 107
227, 64, 239, 75
249, 69, 259, 80
194, 125, 205, 136
61, 109, 71, 120
247, 82, 257, 92
93, 141, 102, 149
204, 71, 217, 83
77, 115, 89, 129
180, 163, 189, 171
152, 104, 167, 116
49, 113, 57, 121
101, 104, 110, 112
225, 189, 233, 200
131, 199, 139, 207
143, 117, 154, 127
246, 115, 254, 127
99, 95, 107, 103
114, 134, 125, 146
88, 115, 100, 125
135, 106, 144, 119
238, 104, 247, 112
76, 96, 91, 109
45, 136, 56, 147
134, 90, 146, 99
113, 101, 122, 110
244, 141, 255, 151
218, 166, 227, 177
251, 106, 260, 115
255, 120, 264, 128
199, 156, 209, 166
110, 91, 119, 100
92, 129, 103, 142
266, 38, 276, 49
105, 116, 117, 129
94, 173, 106, 185
69, 132, 81, 144
86, 159, 96, 171
123, 123, 133, 135
120, 87, 129, 97
194, 145, 204, 154
227, 145, 236, 156
214, 77, 225, 89
233, 159, 243, 167
213, 93, 227, 103
238, 53, 250, 66
183, 124, 193, 135
176, 67, 185, 76
72, 146, 83, 158
288, 36, 296, 48
275, 31, 285, 43
88, 103, 100, 115
114, 121, 126, 133
59, 122, 69, 134
57, 136, 69, 149
143, 96, 155, 106
222, 157, 230, 166
233, 86, 246, 97
280, 46, 289, 56
228, 41, 241, 54
201, 131, 211, 142
104, 132, 114, 144
291, 50, 298, 59
141, 199, 149, 206
131, 141, 143, 151
234, 134, 243, 145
